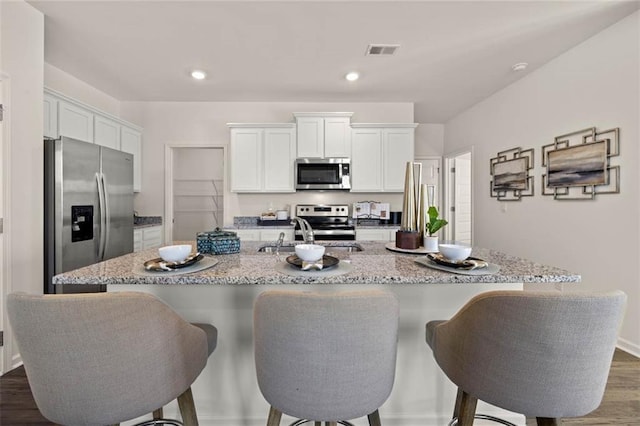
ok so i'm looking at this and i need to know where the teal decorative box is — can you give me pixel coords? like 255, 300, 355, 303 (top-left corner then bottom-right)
196, 228, 240, 255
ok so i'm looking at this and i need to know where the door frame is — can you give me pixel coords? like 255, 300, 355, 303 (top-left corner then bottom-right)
443, 147, 474, 244
164, 143, 226, 244
414, 155, 443, 210
0, 72, 14, 375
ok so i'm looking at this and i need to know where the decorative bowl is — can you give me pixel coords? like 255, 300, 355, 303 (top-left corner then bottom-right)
158, 244, 192, 263
438, 243, 472, 262
295, 244, 325, 262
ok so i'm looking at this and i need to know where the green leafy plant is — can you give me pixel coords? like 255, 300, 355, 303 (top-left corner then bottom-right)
425, 206, 448, 236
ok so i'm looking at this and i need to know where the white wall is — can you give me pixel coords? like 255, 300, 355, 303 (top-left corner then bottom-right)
415, 123, 444, 157
1, 0, 44, 368
445, 12, 640, 354
120, 101, 415, 224
44, 63, 120, 117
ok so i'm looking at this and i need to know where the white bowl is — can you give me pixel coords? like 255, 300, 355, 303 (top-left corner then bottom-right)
438, 243, 472, 262
295, 244, 325, 262
158, 244, 192, 263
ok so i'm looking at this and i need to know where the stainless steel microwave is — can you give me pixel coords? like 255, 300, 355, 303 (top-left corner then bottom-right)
295, 158, 351, 191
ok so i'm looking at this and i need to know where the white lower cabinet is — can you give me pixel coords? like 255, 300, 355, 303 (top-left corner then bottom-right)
350, 124, 417, 192
356, 228, 399, 241
228, 228, 295, 242
233, 229, 262, 241
259, 229, 295, 242
134, 226, 163, 252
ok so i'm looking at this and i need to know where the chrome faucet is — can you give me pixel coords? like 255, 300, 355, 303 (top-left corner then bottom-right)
291, 217, 315, 244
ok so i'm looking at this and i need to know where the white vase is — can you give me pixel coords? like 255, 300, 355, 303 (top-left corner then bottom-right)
424, 235, 438, 252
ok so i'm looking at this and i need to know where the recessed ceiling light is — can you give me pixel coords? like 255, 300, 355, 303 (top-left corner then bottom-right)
512, 62, 528, 72
345, 72, 360, 82
191, 70, 207, 80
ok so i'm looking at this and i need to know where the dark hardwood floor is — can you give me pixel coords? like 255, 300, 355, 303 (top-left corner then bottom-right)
0, 349, 638, 425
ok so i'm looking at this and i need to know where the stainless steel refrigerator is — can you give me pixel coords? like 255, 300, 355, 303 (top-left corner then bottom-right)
44, 136, 134, 294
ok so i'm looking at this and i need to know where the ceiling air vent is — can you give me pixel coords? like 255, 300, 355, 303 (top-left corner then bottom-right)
366, 44, 400, 56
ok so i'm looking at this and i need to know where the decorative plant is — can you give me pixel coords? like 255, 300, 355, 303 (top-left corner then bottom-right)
425, 206, 448, 237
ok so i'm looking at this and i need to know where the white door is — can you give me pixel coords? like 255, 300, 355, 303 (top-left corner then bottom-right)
444, 151, 473, 245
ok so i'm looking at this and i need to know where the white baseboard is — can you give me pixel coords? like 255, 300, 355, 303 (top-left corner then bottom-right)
11, 353, 22, 371
617, 337, 640, 358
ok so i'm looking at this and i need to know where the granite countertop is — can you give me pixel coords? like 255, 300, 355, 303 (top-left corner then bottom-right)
53, 241, 581, 286
133, 216, 162, 228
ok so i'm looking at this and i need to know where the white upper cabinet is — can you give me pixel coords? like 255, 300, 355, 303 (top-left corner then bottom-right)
230, 127, 263, 192
45, 89, 144, 193
293, 112, 352, 158
263, 127, 296, 192
94, 115, 121, 150
120, 127, 142, 193
296, 117, 323, 158
351, 124, 417, 192
43, 93, 58, 139
59, 100, 94, 142
382, 127, 415, 192
228, 124, 296, 193
351, 128, 382, 192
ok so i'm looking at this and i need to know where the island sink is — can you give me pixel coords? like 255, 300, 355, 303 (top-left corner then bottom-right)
257, 243, 364, 253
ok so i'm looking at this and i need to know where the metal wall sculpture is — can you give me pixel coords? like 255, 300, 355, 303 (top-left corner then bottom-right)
490, 147, 534, 201
542, 127, 619, 200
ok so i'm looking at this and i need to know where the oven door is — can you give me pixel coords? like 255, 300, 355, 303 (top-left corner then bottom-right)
295, 159, 350, 191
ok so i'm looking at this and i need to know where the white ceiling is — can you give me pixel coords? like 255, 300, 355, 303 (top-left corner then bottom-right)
28, 0, 640, 123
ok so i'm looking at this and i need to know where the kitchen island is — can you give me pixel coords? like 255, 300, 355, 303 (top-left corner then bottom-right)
54, 241, 579, 426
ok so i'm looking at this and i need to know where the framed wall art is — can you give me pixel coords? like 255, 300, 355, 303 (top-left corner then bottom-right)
490, 147, 534, 201
542, 127, 619, 200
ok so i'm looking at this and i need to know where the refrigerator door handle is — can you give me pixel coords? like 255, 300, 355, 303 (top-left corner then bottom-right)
96, 172, 107, 260
101, 172, 111, 260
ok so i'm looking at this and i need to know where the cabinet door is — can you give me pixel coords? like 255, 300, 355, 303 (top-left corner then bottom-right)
356, 228, 390, 241
142, 226, 163, 249
43, 93, 58, 139
133, 229, 143, 252
94, 115, 121, 150
234, 229, 261, 241
324, 117, 351, 157
260, 229, 294, 242
121, 127, 142, 193
351, 128, 382, 192
230, 128, 263, 192
296, 117, 323, 158
58, 100, 94, 142
382, 128, 414, 192
264, 127, 295, 192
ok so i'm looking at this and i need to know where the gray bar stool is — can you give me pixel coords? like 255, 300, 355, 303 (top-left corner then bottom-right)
253, 289, 399, 426
425, 290, 626, 426
7, 291, 217, 426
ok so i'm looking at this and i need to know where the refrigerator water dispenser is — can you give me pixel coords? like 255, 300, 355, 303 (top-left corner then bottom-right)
71, 205, 94, 242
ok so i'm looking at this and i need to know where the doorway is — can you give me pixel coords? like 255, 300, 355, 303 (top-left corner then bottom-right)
164, 145, 225, 243
444, 149, 473, 245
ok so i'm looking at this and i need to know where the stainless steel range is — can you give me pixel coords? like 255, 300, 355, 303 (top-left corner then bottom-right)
294, 204, 355, 241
